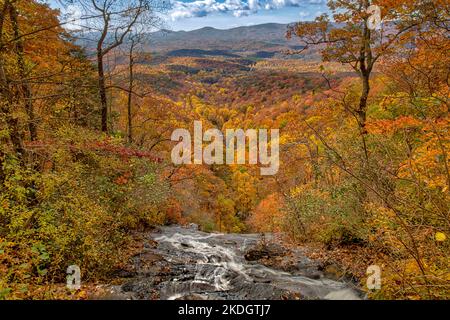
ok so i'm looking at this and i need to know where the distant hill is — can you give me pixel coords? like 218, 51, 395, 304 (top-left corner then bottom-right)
76, 23, 319, 61
145, 23, 315, 60
151, 23, 289, 45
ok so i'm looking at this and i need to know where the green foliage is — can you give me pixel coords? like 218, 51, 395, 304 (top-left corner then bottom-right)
216, 194, 245, 233
0, 126, 169, 299
285, 182, 368, 245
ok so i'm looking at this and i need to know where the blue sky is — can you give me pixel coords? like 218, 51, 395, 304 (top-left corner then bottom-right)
166, 0, 329, 30
48, 0, 329, 31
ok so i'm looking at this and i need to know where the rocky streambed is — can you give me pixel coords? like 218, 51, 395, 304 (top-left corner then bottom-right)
98, 225, 364, 300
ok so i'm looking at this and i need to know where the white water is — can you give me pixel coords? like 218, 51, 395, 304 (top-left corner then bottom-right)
154, 227, 362, 300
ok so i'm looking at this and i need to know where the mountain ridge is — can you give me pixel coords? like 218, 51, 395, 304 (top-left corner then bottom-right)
148, 22, 301, 54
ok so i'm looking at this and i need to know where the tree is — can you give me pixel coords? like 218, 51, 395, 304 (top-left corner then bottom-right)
0, 0, 29, 157
249, 193, 284, 233
123, 26, 153, 144
8, 1, 36, 141
231, 169, 257, 218
126, 32, 139, 144
287, 0, 437, 160
0, 0, 84, 157
62, 0, 168, 132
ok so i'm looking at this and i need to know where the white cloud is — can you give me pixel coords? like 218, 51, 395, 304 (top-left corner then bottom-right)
233, 10, 250, 17
298, 10, 309, 17
168, 0, 326, 21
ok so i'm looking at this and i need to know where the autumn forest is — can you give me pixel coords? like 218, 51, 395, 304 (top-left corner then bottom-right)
0, 0, 449, 300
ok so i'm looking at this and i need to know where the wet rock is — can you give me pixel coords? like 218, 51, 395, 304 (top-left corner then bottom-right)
113, 269, 137, 278
138, 252, 164, 262
187, 223, 199, 230
99, 226, 363, 301
92, 285, 136, 300
244, 242, 287, 268
319, 263, 345, 281
144, 240, 158, 249
324, 288, 361, 300
244, 248, 270, 261
121, 279, 158, 300
176, 293, 208, 300
253, 279, 272, 284
305, 272, 322, 280
122, 281, 137, 292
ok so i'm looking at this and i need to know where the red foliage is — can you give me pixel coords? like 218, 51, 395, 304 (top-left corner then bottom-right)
89, 140, 163, 163
24, 139, 163, 163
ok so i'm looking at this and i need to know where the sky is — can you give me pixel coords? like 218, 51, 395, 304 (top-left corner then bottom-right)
48, 0, 329, 31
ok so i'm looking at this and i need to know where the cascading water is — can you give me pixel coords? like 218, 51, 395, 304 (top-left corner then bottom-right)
148, 226, 363, 300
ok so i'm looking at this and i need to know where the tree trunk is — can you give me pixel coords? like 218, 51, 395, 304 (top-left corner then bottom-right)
357, 8, 372, 162
9, 4, 37, 141
356, 72, 370, 162
357, 73, 370, 135
0, 59, 25, 157
127, 42, 135, 144
97, 51, 108, 132
0, 1, 24, 158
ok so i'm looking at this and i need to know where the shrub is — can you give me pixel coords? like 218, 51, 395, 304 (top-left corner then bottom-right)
0, 126, 168, 299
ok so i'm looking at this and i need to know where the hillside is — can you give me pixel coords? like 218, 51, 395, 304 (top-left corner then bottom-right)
78, 23, 320, 61
145, 23, 316, 60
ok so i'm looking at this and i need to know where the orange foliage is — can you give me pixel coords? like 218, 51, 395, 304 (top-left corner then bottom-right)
249, 193, 285, 233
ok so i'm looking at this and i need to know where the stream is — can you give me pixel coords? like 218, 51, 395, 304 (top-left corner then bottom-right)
101, 225, 364, 300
